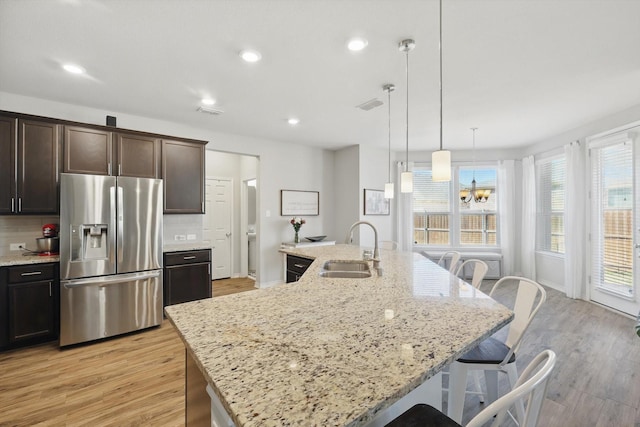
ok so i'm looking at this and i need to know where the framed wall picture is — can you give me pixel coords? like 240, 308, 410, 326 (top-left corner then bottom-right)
364, 189, 390, 215
281, 190, 319, 216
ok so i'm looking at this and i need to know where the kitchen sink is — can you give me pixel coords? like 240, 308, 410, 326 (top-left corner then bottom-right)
319, 270, 372, 278
319, 260, 371, 278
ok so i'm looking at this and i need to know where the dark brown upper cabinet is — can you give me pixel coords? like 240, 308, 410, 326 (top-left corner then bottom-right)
0, 115, 61, 215
162, 139, 205, 214
115, 133, 160, 178
64, 127, 159, 178
63, 126, 113, 175
0, 116, 16, 214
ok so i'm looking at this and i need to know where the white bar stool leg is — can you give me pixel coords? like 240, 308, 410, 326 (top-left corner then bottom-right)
447, 362, 467, 424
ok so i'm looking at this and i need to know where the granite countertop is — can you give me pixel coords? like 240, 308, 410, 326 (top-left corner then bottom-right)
165, 244, 513, 427
0, 253, 60, 267
163, 243, 212, 253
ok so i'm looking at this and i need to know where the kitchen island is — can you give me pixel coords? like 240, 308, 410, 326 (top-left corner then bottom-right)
165, 244, 513, 426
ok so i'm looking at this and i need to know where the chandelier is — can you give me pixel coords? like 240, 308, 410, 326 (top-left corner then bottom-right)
460, 128, 491, 204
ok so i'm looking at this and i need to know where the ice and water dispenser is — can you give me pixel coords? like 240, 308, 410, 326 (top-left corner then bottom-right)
70, 224, 109, 261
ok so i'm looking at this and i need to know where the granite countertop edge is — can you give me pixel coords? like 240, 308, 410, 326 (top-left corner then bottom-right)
0, 254, 60, 267
163, 243, 213, 252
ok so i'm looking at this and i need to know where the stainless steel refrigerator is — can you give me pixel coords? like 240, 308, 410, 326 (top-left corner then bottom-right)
59, 173, 163, 346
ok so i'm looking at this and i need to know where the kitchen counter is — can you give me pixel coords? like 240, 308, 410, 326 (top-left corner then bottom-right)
163, 243, 212, 252
0, 253, 60, 267
165, 244, 513, 426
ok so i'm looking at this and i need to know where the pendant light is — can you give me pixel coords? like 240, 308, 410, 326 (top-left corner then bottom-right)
432, 0, 451, 182
399, 39, 415, 193
383, 83, 395, 199
460, 127, 491, 204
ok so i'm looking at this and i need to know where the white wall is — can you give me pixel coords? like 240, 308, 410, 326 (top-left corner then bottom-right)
0, 92, 333, 287
333, 146, 360, 244
522, 104, 640, 293
358, 145, 393, 248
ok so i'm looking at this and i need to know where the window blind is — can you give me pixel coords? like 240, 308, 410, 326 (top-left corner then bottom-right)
591, 138, 633, 295
536, 156, 566, 253
413, 167, 450, 213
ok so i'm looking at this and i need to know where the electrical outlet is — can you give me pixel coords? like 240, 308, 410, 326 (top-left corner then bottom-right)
186, 234, 196, 240
174, 234, 186, 241
10, 243, 25, 251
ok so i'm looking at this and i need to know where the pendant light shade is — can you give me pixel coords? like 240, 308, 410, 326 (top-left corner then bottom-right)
432, 150, 451, 181
384, 182, 395, 199
383, 83, 395, 199
399, 39, 415, 193
401, 171, 413, 193
432, 0, 451, 182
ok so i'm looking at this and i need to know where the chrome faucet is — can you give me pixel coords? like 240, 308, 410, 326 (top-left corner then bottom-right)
345, 221, 382, 276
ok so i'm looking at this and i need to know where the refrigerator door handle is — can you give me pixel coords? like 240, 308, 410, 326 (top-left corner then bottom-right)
117, 185, 124, 265
62, 270, 161, 289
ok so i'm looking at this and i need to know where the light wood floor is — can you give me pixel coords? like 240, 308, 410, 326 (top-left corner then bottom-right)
1, 278, 640, 426
454, 280, 640, 426
0, 278, 256, 427
212, 276, 257, 297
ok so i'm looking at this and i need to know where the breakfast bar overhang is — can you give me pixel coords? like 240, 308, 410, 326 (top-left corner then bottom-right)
165, 244, 513, 426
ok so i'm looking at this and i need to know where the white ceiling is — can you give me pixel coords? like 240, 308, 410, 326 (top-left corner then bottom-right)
1, 0, 639, 152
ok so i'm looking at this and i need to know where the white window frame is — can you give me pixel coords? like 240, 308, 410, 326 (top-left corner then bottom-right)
535, 154, 566, 255
412, 163, 500, 249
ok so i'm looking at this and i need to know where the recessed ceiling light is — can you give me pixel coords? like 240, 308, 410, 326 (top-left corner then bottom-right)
201, 98, 216, 106
347, 37, 368, 52
288, 118, 300, 125
240, 50, 262, 63
62, 63, 86, 74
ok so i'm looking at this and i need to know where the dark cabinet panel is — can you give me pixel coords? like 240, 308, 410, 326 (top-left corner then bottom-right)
0, 116, 61, 215
63, 126, 113, 175
1, 263, 59, 350
165, 263, 211, 306
164, 250, 212, 307
162, 140, 205, 214
0, 116, 16, 214
8, 281, 55, 343
64, 128, 160, 178
17, 120, 61, 214
116, 133, 160, 178
286, 255, 313, 283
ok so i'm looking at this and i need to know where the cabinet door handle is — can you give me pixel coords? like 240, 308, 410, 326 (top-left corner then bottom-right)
21, 271, 42, 276
18, 197, 22, 212
294, 264, 306, 269
108, 163, 112, 175
49, 282, 52, 297
118, 164, 122, 175
183, 256, 196, 260
11, 197, 14, 212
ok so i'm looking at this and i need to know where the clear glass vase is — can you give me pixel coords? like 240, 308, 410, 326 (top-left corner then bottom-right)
294, 231, 299, 243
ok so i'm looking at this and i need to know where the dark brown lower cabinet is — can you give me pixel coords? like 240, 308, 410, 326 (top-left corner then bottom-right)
164, 249, 212, 307
286, 255, 313, 283
0, 263, 59, 350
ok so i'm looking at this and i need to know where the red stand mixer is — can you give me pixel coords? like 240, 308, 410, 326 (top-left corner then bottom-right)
37, 223, 59, 256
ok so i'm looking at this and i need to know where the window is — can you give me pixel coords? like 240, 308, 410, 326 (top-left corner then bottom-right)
413, 165, 498, 247
413, 168, 450, 245
536, 156, 565, 253
459, 168, 497, 245
591, 138, 633, 293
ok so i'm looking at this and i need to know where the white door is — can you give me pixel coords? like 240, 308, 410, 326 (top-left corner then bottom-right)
206, 178, 232, 280
589, 127, 640, 315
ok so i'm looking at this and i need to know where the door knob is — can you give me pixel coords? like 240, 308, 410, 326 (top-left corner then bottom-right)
226, 232, 232, 238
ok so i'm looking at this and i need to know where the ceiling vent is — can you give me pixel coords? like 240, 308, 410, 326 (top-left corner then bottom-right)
197, 106, 224, 115
356, 98, 384, 111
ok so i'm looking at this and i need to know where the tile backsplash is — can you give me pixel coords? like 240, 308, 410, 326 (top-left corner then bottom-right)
163, 214, 205, 245
0, 216, 60, 256
0, 214, 205, 256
